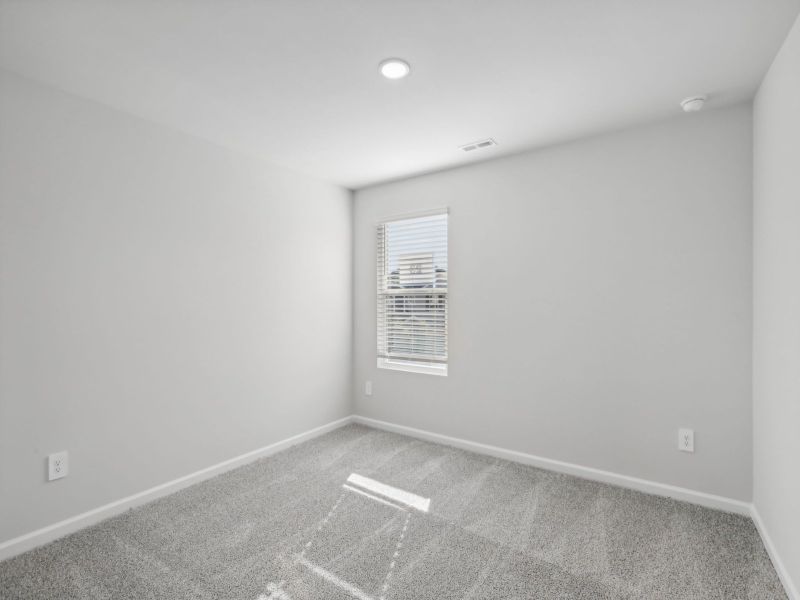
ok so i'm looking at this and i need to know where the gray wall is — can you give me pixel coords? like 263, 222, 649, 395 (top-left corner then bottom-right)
0, 71, 353, 543
354, 105, 754, 501
753, 13, 800, 594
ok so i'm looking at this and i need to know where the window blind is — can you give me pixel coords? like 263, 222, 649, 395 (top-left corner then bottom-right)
377, 210, 448, 369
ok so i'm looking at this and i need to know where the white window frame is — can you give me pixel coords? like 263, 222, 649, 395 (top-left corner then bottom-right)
377, 357, 448, 376
376, 208, 448, 376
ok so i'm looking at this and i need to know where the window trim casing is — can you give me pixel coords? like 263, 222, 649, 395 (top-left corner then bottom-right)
377, 357, 448, 376
376, 207, 449, 376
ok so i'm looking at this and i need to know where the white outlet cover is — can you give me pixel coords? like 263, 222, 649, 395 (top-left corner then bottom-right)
365, 381, 373, 396
678, 428, 694, 453
48, 451, 69, 481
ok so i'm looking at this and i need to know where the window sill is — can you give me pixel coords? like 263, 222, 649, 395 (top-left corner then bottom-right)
377, 358, 448, 376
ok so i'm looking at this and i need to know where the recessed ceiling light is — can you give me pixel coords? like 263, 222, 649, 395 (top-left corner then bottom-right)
379, 58, 411, 80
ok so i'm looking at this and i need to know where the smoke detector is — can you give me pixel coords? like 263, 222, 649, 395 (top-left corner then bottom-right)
460, 138, 497, 152
680, 96, 706, 112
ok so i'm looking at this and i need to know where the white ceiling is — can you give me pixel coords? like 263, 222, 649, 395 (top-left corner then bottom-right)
1, 1, 798, 189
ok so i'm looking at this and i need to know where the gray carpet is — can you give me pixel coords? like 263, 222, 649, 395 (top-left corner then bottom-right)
0, 424, 787, 599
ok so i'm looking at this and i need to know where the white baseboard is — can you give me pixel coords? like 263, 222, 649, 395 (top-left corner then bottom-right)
751, 505, 798, 600
0, 415, 354, 562
353, 415, 751, 516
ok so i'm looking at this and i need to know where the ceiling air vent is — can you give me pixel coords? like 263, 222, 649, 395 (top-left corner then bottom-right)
460, 138, 497, 152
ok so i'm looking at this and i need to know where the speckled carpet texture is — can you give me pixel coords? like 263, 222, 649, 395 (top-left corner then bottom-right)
0, 424, 787, 599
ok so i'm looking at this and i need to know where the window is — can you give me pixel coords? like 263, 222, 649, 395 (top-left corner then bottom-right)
377, 209, 448, 375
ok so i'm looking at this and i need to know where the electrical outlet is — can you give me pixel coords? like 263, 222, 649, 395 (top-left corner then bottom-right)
678, 429, 694, 453
365, 381, 373, 396
48, 451, 69, 481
